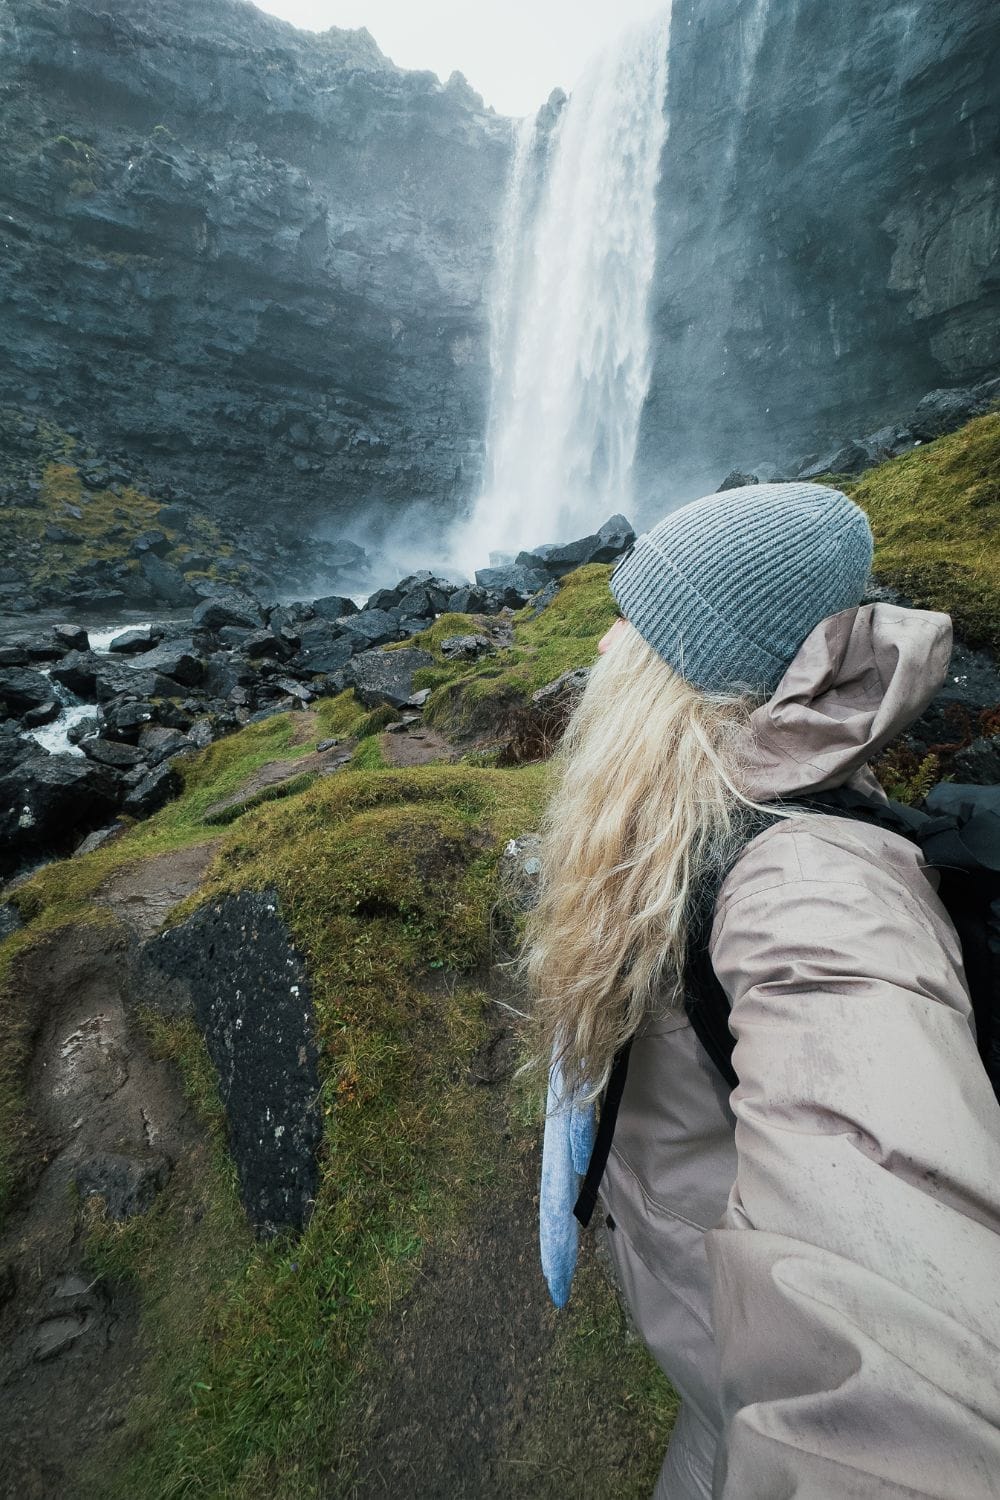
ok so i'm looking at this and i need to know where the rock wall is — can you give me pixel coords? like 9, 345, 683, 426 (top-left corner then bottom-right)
0, 0, 510, 537
635, 0, 1000, 507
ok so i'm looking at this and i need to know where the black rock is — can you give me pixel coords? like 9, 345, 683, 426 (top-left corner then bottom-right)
439, 634, 494, 660
79, 736, 147, 769
445, 585, 492, 614
346, 646, 435, 708
474, 563, 550, 602
717, 470, 760, 491
109, 626, 161, 654
140, 638, 205, 687
338, 609, 402, 649
53, 623, 90, 652
43, 524, 82, 545
365, 586, 404, 612
140, 554, 198, 607
143, 889, 322, 1236
0, 752, 123, 874
67, 715, 101, 745
102, 700, 156, 743
910, 387, 995, 442
158, 503, 192, 531
794, 441, 871, 479
131, 529, 171, 556
49, 650, 100, 699
0, 667, 57, 716
75, 1151, 171, 1220
952, 736, 1000, 785
138, 725, 197, 766
0, 645, 29, 668
21, 699, 60, 728
192, 593, 262, 631
312, 594, 359, 621
122, 761, 183, 818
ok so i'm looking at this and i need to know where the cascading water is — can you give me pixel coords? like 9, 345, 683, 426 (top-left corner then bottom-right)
451, 8, 672, 573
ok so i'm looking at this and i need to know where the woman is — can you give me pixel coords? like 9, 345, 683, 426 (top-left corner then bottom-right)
526, 482, 1000, 1499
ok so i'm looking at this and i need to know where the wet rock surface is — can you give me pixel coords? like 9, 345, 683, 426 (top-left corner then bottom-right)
143, 890, 322, 1236
0, 0, 510, 540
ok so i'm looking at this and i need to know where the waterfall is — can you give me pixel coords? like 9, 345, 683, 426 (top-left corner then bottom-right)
451, 9, 672, 572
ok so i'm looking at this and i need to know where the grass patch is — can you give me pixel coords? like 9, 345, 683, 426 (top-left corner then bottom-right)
406, 567, 617, 739
501, 1248, 679, 1497
839, 410, 1000, 654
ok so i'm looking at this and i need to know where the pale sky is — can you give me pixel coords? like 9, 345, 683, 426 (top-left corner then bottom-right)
253, 0, 665, 117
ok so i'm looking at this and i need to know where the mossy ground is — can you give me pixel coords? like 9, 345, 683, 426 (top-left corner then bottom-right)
838, 410, 1000, 654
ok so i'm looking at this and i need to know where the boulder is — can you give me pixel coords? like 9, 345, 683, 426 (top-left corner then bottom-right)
439, 634, 494, 660
109, 626, 161, 654
53, 623, 90, 652
910, 386, 994, 442
79, 736, 147, 769
716, 470, 760, 491
0, 668, 57, 717
794, 441, 871, 479
192, 592, 262, 631
131, 529, 171, 556
291, 622, 356, 675
339, 609, 402, 649
142, 889, 322, 1235
346, 646, 436, 708
101, 700, 156, 743
311, 594, 359, 621
21, 699, 60, 728
474, 563, 550, 601
140, 638, 205, 687
122, 762, 183, 818
138, 725, 197, 766
140, 553, 198, 607
366, 585, 404, 611
952, 736, 1000, 785
0, 752, 123, 874
49, 650, 100, 699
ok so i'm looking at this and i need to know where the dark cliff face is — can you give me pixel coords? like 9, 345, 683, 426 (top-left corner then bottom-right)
0, 0, 511, 539
635, 0, 1000, 507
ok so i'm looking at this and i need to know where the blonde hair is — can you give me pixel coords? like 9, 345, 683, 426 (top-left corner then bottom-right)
522, 623, 769, 1103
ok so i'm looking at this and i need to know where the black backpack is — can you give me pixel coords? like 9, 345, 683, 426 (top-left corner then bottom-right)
574, 781, 1000, 1229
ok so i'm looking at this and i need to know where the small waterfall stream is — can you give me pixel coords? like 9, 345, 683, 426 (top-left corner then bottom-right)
451, 8, 673, 571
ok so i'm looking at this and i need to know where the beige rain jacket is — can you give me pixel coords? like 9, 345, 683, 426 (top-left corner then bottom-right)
598, 603, 1000, 1499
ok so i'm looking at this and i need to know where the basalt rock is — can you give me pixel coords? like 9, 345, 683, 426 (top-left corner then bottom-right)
0, 0, 509, 547
142, 889, 322, 1236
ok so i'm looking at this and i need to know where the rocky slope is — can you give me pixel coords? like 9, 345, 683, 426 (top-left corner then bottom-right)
0, 0, 510, 549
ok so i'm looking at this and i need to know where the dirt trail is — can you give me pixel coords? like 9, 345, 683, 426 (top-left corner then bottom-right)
94, 840, 222, 940
0, 835, 220, 1497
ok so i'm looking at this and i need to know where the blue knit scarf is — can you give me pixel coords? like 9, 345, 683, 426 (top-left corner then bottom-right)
539, 1047, 596, 1307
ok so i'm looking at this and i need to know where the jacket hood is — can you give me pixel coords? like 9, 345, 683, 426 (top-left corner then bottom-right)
740, 602, 953, 802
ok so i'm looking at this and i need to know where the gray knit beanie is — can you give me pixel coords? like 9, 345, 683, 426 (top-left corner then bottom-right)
609, 482, 874, 695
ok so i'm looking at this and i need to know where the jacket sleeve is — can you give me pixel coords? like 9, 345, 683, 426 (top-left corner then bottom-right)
706, 825, 1000, 1500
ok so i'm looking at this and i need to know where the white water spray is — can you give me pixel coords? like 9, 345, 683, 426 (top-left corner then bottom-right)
451, 9, 672, 573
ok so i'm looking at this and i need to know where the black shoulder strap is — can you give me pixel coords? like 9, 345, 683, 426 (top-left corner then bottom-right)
573, 1037, 632, 1228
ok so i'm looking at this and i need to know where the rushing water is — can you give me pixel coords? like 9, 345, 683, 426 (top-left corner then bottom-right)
451, 8, 673, 572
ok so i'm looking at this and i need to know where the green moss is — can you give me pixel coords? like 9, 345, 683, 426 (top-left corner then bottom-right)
410, 566, 617, 738
838, 411, 1000, 654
